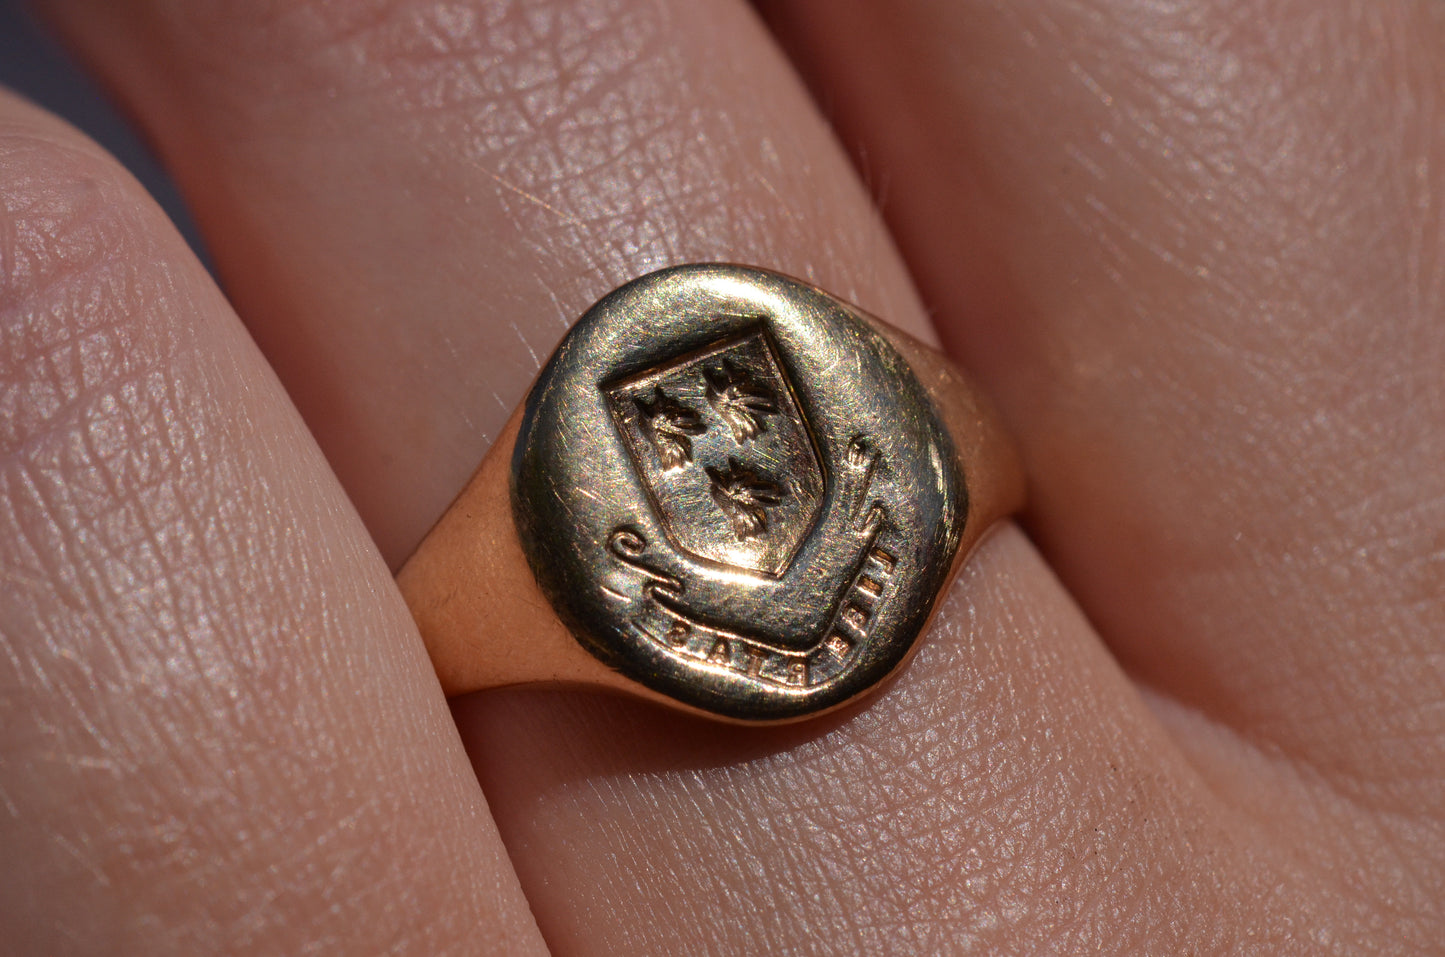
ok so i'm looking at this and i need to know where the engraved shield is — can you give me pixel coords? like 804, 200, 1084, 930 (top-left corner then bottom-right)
606, 329, 824, 576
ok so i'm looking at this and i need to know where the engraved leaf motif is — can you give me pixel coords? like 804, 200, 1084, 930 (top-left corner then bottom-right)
636, 387, 706, 470
706, 457, 786, 540
705, 360, 779, 444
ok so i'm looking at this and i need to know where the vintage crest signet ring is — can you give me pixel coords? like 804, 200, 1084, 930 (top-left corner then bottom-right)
398, 264, 1023, 723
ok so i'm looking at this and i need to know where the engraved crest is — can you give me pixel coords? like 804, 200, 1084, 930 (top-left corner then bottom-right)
606, 329, 824, 576
512, 265, 967, 721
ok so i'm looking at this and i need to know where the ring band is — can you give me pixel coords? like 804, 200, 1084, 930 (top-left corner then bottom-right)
398, 265, 1023, 723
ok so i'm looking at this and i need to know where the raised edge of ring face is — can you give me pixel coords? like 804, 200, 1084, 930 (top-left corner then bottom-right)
511, 264, 965, 722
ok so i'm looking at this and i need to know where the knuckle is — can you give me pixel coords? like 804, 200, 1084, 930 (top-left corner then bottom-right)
171, 0, 667, 131
0, 115, 211, 690
0, 122, 182, 461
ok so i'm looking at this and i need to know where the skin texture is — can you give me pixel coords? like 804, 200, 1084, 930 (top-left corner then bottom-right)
0, 0, 1440, 953
0, 97, 545, 953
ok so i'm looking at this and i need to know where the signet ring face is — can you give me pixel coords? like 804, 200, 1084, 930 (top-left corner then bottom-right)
512, 265, 968, 722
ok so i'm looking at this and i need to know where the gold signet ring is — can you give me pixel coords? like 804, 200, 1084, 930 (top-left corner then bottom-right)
399, 265, 1023, 723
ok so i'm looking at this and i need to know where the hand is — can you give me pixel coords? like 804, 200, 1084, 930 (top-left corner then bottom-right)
3, 1, 1440, 953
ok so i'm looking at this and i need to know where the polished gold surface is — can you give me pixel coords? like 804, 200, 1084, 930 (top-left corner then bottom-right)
399, 264, 1022, 724
515, 265, 962, 720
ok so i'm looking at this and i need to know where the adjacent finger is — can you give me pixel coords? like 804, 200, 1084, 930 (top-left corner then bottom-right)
0, 93, 544, 954
764, 0, 1445, 818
